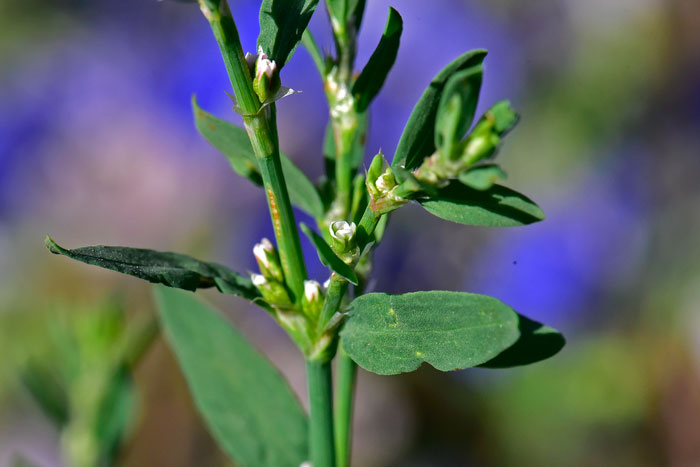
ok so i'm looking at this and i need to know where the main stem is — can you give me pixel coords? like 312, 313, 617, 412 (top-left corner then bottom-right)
200, 0, 307, 301
334, 346, 357, 467
306, 359, 336, 467
244, 107, 308, 300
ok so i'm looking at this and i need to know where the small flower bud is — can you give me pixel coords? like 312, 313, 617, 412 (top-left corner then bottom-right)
251, 273, 292, 307
253, 46, 281, 103
375, 169, 397, 192
329, 220, 356, 254
302, 280, 324, 318
366, 152, 409, 215
251, 273, 267, 288
253, 238, 284, 282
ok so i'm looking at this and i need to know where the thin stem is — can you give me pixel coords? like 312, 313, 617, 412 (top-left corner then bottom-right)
334, 346, 357, 467
306, 359, 336, 467
199, 0, 259, 115
199, 0, 308, 301
244, 106, 308, 301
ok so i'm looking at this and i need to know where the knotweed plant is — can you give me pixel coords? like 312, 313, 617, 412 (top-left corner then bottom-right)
46, 1, 565, 466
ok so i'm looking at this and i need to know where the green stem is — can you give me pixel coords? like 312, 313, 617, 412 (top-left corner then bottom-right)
199, 0, 259, 115
306, 359, 336, 467
333, 120, 358, 220
200, 0, 307, 301
244, 106, 308, 301
334, 346, 357, 467
356, 205, 381, 248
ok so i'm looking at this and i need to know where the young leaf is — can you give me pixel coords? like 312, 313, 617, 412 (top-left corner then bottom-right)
340, 291, 520, 375
258, 0, 320, 69
435, 65, 483, 159
393, 49, 488, 170
193, 96, 261, 185
458, 164, 507, 191
352, 7, 403, 112
45, 237, 259, 300
193, 97, 324, 219
155, 287, 308, 467
419, 182, 545, 227
300, 223, 359, 285
479, 314, 565, 368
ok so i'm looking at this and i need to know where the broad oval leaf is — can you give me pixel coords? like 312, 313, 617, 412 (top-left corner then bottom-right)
435, 65, 483, 158
419, 182, 545, 227
155, 287, 308, 467
193, 97, 325, 219
340, 291, 519, 375
479, 314, 565, 368
45, 237, 258, 300
393, 49, 488, 170
258, 0, 320, 69
300, 223, 358, 285
352, 7, 403, 112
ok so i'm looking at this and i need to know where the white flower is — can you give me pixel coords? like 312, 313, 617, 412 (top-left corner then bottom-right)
329, 221, 356, 244
323, 278, 331, 290
253, 238, 274, 268
251, 273, 267, 287
375, 171, 396, 192
304, 280, 322, 303
255, 45, 277, 80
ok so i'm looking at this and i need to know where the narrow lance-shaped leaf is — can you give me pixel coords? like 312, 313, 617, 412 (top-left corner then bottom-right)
393, 49, 488, 170
45, 237, 259, 300
300, 223, 359, 285
352, 7, 403, 112
419, 182, 545, 227
340, 291, 520, 375
258, 0, 320, 69
193, 97, 325, 219
155, 287, 308, 467
479, 314, 565, 368
435, 65, 483, 159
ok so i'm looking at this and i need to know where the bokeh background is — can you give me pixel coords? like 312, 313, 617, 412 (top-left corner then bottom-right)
1, 0, 699, 465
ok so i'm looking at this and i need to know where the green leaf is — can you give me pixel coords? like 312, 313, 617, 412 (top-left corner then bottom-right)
393, 49, 488, 170
45, 237, 258, 299
300, 223, 359, 285
479, 314, 565, 368
352, 7, 403, 112
419, 182, 545, 227
95, 370, 136, 464
193, 96, 261, 185
155, 287, 308, 467
193, 97, 324, 219
20, 360, 69, 427
458, 164, 507, 191
258, 0, 320, 69
340, 291, 520, 375
435, 65, 483, 158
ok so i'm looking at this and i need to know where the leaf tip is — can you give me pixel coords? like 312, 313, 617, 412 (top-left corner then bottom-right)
45, 235, 61, 255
